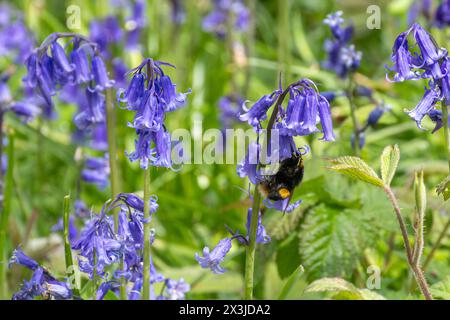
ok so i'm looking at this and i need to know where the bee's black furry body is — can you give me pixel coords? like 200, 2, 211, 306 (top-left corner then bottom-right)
259, 153, 304, 201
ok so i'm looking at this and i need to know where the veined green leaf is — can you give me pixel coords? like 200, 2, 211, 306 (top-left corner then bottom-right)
327, 156, 384, 187
380, 145, 400, 186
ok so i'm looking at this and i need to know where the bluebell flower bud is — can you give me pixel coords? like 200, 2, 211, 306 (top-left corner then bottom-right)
351, 131, 366, 150
91, 55, 115, 91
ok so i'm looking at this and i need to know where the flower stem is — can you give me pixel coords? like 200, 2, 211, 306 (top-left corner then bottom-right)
0, 130, 13, 300
105, 88, 121, 221
277, 0, 290, 86
384, 187, 432, 300
346, 76, 361, 156
442, 100, 450, 172
142, 168, 152, 300
63, 195, 80, 297
422, 100, 450, 271
105, 88, 125, 299
244, 188, 261, 300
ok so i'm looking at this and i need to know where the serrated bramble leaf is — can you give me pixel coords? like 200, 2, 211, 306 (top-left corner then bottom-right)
380, 145, 400, 186
305, 277, 361, 297
327, 156, 384, 187
305, 277, 386, 300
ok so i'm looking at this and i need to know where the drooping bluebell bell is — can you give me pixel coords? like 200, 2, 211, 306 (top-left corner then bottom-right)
72, 205, 122, 277
323, 11, 361, 78
435, 0, 450, 28
195, 237, 232, 274
119, 58, 189, 169
365, 103, 391, 129
23, 33, 112, 127
203, 0, 250, 38
81, 154, 110, 189
89, 16, 123, 57
51, 215, 78, 243
239, 90, 281, 128
9, 248, 72, 300
428, 109, 450, 133
0, 3, 34, 63
387, 23, 450, 130
245, 209, 270, 244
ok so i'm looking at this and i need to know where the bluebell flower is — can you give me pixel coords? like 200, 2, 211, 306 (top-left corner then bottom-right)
323, 11, 361, 78
263, 198, 302, 213
245, 209, 270, 244
195, 237, 232, 274
365, 103, 391, 128
71, 48, 93, 84
90, 55, 115, 91
23, 33, 110, 125
81, 154, 110, 189
51, 215, 78, 243
0, 4, 34, 63
165, 278, 190, 300
351, 131, 366, 150
9, 247, 39, 270
428, 108, 450, 133
90, 123, 109, 151
218, 95, 244, 129
407, 87, 441, 128
96, 281, 120, 300
203, 0, 250, 38
9, 249, 72, 300
435, 0, 450, 28
239, 90, 281, 128
89, 16, 123, 57
72, 209, 122, 277
120, 58, 189, 170
237, 141, 260, 184
387, 23, 450, 130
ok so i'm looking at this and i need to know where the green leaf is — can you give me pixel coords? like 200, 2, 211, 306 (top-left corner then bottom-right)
431, 276, 450, 300
278, 264, 305, 300
436, 175, 450, 201
299, 204, 379, 280
327, 156, 384, 187
305, 278, 386, 300
305, 277, 361, 297
276, 235, 303, 279
380, 145, 400, 186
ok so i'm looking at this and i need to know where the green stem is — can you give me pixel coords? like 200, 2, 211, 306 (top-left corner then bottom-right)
63, 195, 80, 297
384, 187, 432, 300
277, 0, 290, 86
105, 88, 121, 220
442, 100, 450, 172
244, 189, 261, 300
142, 168, 152, 300
346, 77, 361, 156
243, 81, 298, 299
422, 100, 450, 271
0, 131, 14, 299
105, 87, 126, 300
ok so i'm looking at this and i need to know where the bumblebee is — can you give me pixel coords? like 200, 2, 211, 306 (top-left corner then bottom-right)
259, 152, 304, 201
